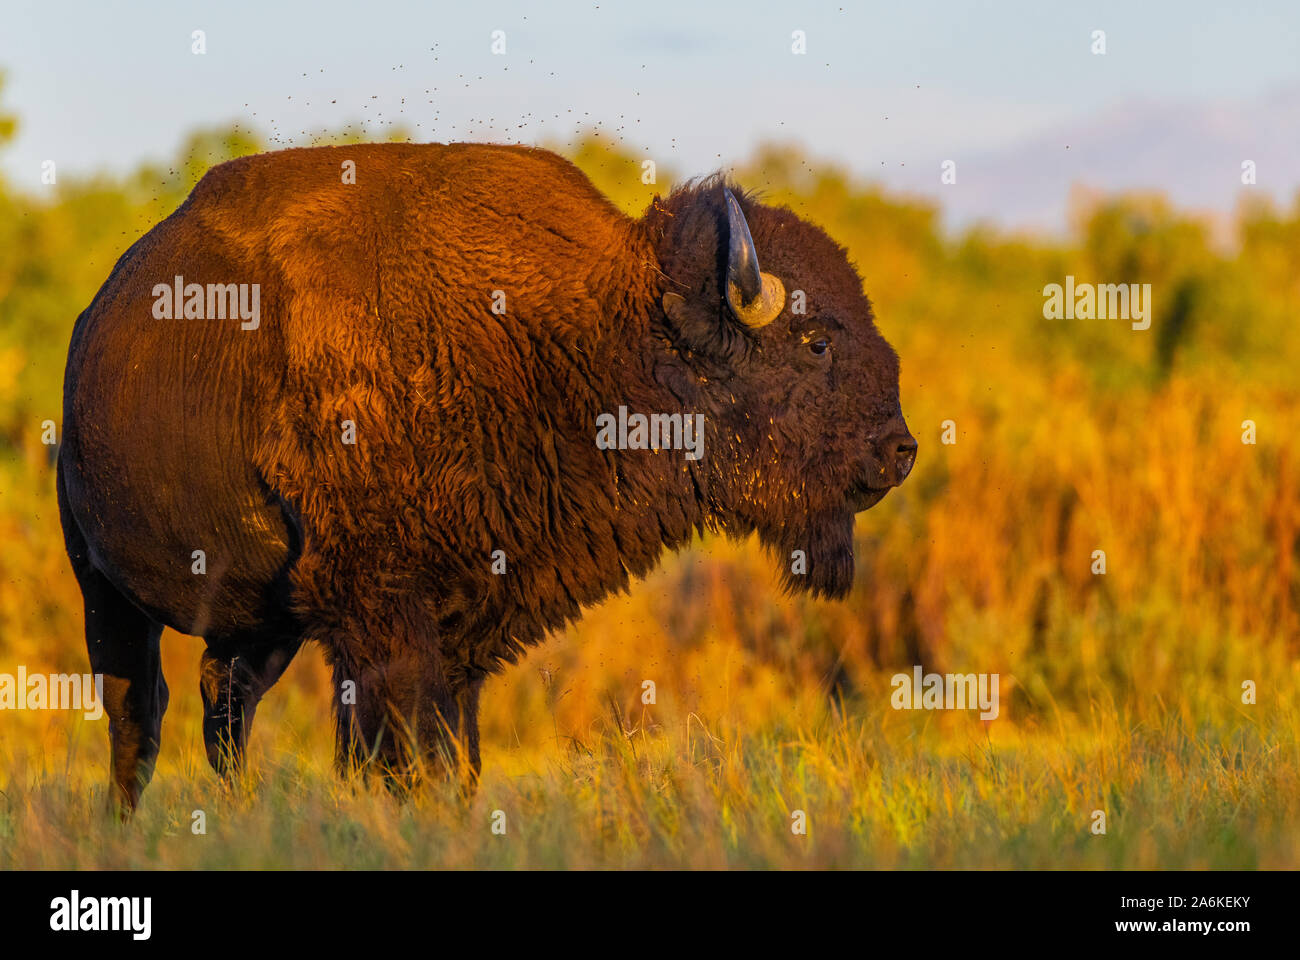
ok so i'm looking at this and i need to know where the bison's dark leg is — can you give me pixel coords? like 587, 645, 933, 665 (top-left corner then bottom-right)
329, 611, 459, 786
199, 633, 303, 778
59, 470, 168, 815
79, 574, 168, 815
454, 674, 484, 789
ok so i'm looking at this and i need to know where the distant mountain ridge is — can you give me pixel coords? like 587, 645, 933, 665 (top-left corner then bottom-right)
881, 87, 1300, 235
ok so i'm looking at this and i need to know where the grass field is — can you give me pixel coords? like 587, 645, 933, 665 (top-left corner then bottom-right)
2, 124, 1299, 869
3, 580, 1299, 868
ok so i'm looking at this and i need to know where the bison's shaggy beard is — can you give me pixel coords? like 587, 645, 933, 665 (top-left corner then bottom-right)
765, 509, 858, 599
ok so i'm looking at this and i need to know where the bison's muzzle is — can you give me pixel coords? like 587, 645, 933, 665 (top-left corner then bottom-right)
849, 416, 917, 510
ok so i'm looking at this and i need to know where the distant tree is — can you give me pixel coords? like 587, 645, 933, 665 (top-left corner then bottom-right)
0, 70, 16, 150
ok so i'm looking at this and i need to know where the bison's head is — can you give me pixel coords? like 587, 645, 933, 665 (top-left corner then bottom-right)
649, 179, 915, 598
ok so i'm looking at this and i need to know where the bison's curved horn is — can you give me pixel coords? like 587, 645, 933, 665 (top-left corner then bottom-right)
724, 188, 785, 329
725, 189, 762, 304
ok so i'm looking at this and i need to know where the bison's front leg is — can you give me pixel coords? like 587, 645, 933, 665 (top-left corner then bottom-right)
453, 673, 485, 789
330, 614, 459, 786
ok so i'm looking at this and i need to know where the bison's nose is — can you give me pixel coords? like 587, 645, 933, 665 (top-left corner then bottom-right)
874, 422, 917, 487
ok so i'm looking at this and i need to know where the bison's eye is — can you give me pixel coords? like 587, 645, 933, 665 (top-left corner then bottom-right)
809, 338, 830, 356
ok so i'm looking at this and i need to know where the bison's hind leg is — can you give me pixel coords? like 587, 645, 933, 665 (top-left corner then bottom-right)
77, 569, 168, 816
200, 632, 302, 779
59, 468, 168, 816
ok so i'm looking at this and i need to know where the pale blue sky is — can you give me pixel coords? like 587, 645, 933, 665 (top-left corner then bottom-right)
3, 1, 1298, 230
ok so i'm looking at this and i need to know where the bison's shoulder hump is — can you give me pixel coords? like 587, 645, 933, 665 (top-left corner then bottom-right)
190, 142, 609, 206
178, 143, 628, 251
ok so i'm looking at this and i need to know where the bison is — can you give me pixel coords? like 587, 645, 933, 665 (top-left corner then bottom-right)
57, 143, 916, 810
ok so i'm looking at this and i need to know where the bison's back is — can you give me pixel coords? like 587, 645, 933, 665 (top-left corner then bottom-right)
61, 142, 641, 637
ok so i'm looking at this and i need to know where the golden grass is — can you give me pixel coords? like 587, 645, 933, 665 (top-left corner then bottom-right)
3, 641, 1297, 868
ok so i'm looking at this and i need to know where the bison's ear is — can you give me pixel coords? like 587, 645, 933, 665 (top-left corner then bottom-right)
654, 186, 782, 363
661, 292, 687, 321
660, 289, 747, 363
